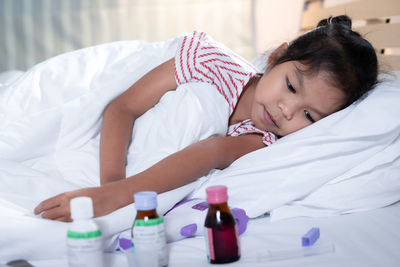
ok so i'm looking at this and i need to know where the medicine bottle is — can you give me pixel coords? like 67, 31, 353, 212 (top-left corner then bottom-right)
132, 191, 168, 267
204, 185, 240, 264
67, 196, 103, 267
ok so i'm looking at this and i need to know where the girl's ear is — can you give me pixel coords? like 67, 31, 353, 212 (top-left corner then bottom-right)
267, 42, 289, 67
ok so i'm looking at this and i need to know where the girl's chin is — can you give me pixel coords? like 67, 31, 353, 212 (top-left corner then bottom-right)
255, 120, 275, 135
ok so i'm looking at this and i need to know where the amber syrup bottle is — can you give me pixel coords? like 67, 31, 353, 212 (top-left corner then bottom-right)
132, 191, 168, 267
204, 185, 240, 264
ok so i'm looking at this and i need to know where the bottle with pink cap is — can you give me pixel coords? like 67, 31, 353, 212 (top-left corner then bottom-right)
204, 185, 240, 264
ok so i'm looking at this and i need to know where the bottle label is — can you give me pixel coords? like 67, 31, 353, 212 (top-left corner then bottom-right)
204, 227, 215, 261
67, 230, 103, 267
133, 217, 168, 266
67, 229, 102, 239
235, 224, 241, 257
204, 224, 240, 262
134, 217, 164, 227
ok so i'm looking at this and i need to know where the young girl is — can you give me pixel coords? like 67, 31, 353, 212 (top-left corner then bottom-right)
34, 15, 378, 222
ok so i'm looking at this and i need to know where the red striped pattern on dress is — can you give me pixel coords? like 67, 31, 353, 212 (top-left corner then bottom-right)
174, 31, 276, 146
227, 119, 278, 146
174, 31, 257, 113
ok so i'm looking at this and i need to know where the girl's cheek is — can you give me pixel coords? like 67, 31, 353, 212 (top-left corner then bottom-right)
284, 119, 307, 136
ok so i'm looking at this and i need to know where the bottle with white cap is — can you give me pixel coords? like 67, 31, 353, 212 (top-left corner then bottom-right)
67, 196, 103, 267
132, 191, 168, 267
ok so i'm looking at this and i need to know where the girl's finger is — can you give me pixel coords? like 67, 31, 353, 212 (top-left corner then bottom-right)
55, 216, 71, 222
41, 206, 68, 220
34, 194, 66, 214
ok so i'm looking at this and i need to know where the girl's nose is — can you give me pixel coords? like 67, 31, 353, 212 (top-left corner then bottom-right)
278, 102, 295, 120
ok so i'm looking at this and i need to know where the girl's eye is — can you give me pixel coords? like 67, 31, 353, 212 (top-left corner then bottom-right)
304, 110, 315, 123
286, 77, 296, 93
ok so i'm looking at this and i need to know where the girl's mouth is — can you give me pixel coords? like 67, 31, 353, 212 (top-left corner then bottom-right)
263, 107, 277, 127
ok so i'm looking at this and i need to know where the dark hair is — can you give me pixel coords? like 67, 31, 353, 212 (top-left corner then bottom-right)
271, 15, 378, 108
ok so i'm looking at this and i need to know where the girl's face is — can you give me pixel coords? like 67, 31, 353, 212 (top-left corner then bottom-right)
251, 61, 346, 136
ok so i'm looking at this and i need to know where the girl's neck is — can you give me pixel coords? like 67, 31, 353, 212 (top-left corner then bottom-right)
228, 77, 258, 126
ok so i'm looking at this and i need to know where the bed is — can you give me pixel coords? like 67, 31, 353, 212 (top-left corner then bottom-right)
1, 0, 399, 266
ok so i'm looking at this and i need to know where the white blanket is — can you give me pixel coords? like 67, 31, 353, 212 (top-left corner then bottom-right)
1, 36, 399, 261
0, 37, 229, 260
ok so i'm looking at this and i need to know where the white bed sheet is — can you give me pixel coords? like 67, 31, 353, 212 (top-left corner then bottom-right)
24, 202, 400, 267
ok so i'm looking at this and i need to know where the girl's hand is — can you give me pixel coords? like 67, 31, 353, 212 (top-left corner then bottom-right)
34, 186, 118, 222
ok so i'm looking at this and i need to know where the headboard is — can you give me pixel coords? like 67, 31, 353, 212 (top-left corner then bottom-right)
301, 0, 400, 71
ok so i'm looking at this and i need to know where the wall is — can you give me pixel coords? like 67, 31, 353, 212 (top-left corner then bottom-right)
254, 0, 304, 53
0, 0, 257, 71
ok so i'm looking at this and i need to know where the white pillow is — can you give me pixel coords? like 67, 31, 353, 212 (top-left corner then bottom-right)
271, 72, 400, 220
191, 66, 400, 220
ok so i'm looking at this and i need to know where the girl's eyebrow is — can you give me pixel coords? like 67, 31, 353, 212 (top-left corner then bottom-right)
294, 68, 304, 90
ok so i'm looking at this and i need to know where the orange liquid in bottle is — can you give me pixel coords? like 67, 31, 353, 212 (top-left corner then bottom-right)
132, 191, 168, 267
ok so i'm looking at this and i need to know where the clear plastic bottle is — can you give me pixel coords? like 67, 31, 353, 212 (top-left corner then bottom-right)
67, 196, 103, 267
204, 185, 240, 264
132, 191, 168, 267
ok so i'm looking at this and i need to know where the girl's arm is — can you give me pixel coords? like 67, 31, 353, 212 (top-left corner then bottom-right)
108, 134, 265, 212
100, 58, 177, 185
34, 134, 264, 221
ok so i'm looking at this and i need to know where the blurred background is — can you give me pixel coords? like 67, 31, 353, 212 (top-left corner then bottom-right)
0, 0, 351, 72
